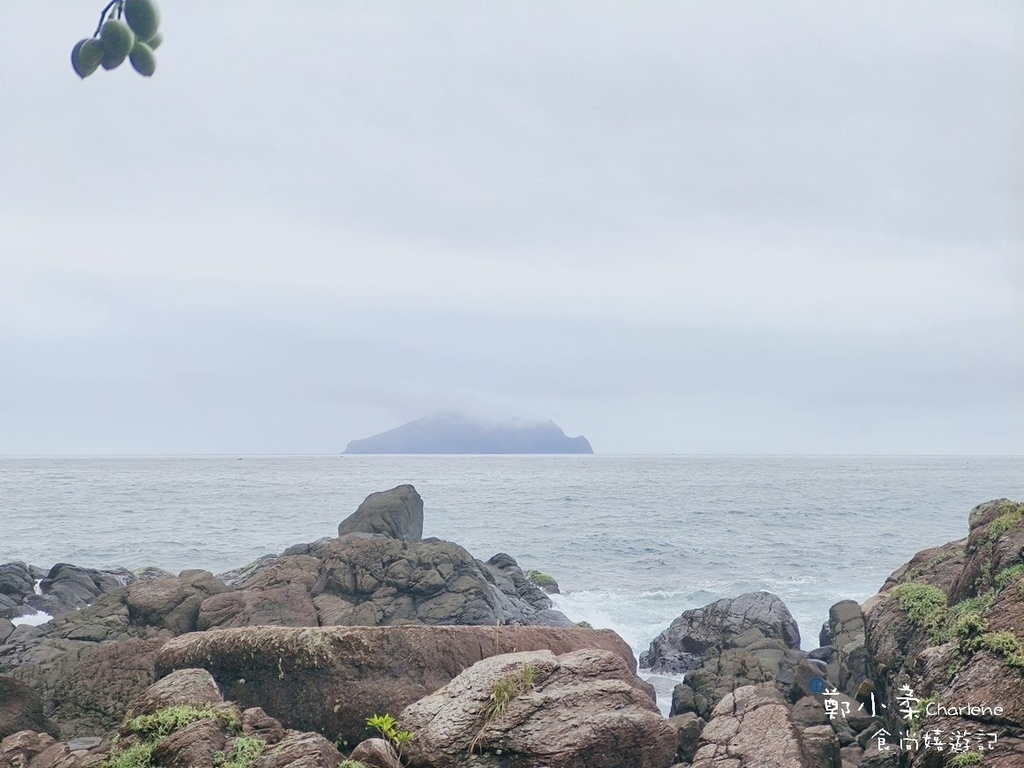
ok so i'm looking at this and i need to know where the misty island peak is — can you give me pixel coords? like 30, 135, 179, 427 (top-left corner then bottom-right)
344, 413, 594, 454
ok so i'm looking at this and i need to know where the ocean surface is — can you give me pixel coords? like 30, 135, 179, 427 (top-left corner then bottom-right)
2, 455, 1023, 710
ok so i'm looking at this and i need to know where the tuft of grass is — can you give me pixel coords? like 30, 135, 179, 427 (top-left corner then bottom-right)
338, 761, 368, 768
124, 704, 240, 739
101, 742, 155, 768
910, 694, 938, 731
214, 736, 266, 768
995, 563, 1024, 590
971, 631, 1024, 669
575, 620, 593, 629
951, 611, 988, 647
948, 751, 984, 766
890, 583, 948, 636
470, 663, 540, 755
988, 502, 1024, 542
104, 705, 244, 768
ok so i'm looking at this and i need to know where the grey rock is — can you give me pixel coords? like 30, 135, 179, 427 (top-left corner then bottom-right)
338, 484, 424, 542
66, 738, 102, 752
36, 563, 134, 617
642, 591, 801, 674
0, 676, 57, 739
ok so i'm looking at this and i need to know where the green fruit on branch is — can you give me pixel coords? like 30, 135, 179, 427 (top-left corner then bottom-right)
81, 38, 105, 68
147, 31, 163, 51
99, 19, 135, 69
71, 38, 101, 79
129, 41, 157, 77
124, 0, 161, 43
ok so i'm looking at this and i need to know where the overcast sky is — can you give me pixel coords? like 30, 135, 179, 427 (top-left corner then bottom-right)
1, 2, 1021, 454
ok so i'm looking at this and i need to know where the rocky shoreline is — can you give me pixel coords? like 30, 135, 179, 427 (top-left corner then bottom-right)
2, 489, 1022, 767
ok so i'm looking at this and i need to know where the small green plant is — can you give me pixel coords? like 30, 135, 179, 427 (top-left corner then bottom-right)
890, 583, 948, 636
988, 502, 1024, 542
124, 704, 240, 739
101, 742, 155, 768
951, 610, 988, 648
213, 736, 266, 768
909, 694, 938, 731
973, 631, 1024, 668
366, 713, 415, 758
995, 563, 1024, 589
575, 620, 593, 629
470, 663, 540, 755
338, 761, 368, 768
948, 751, 984, 766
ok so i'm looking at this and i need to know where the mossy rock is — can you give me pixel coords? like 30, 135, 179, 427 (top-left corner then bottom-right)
526, 570, 560, 594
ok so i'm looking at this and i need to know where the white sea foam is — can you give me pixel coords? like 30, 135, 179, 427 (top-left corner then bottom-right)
33, 579, 43, 595
11, 610, 52, 627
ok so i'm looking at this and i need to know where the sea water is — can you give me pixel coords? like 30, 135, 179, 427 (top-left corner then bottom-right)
2, 455, 1022, 710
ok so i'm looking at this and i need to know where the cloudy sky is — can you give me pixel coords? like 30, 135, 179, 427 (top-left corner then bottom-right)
1, 1, 1020, 454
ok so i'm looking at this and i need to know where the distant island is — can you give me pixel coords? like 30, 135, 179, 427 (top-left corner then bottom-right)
344, 413, 594, 454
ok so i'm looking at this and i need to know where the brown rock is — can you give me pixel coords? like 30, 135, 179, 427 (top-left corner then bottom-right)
690, 683, 813, 768
0, 678, 56, 739
798, 723, 841, 768
950, 499, 1024, 602
349, 738, 401, 768
26, 742, 77, 768
48, 638, 163, 738
0, 731, 57, 768
196, 585, 317, 630
155, 624, 639, 747
124, 574, 224, 635
149, 718, 226, 768
249, 731, 342, 768
242, 708, 285, 745
401, 648, 676, 768
124, 668, 222, 720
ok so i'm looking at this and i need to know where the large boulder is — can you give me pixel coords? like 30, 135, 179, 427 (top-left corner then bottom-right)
125, 571, 228, 635
123, 667, 223, 719
249, 732, 343, 768
36, 563, 134, 617
0, 562, 38, 618
155, 624, 640, 746
641, 591, 801, 674
309, 534, 571, 627
400, 648, 676, 768
48, 638, 165, 738
820, 599, 872, 698
198, 487, 570, 630
641, 592, 806, 720
690, 683, 839, 768
338, 484, 424, 542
